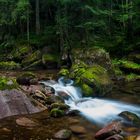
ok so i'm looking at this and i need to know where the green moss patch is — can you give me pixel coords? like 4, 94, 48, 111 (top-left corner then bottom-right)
22, 50, 41, 66
0, 77, 19, 90
0, 61, 21, 70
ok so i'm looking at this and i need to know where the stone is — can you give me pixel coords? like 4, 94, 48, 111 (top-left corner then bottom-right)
33, 90, 47, 100
0, 89, 43, 119
16, 117, 39, 127
1, 128, 11, 133
70, 125, 86, 134
68, 118, 80, 124
69, 62, 112, 97
105, 134, 124, 140
16, 72, 36, 85
50, 108, 65, 118
118, 111, 140, 127
54, 129, 72, 140
95, 122, 122, 140
66, 110, 80, 116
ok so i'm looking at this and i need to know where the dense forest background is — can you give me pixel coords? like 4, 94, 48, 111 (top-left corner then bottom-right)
0, 0, 140, 57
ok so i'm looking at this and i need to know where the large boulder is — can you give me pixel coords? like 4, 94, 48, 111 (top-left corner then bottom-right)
0, 89, 44, 119
72, 48, 113, 74
68, 62, 112, 97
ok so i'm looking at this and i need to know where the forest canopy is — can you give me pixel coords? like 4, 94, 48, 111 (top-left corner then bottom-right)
0, 0, 140, 56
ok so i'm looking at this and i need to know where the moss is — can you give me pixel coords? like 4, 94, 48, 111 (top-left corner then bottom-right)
22, 50, 41, 65
42, 54, 59, 63
0, 77, 19, 90
13, 45, 31, 59
58, 69, 69, 77
81, 84, 93, 97
0, 61, 21, 70
50, 108, 65, 118
70, 62, 111, 97
125, 73, 140, 82
120, 60, 140, 69
50, 103, 69, 110
17, 72, 36, 79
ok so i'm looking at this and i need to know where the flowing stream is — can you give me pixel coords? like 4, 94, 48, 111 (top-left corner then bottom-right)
40, 77, 140, 125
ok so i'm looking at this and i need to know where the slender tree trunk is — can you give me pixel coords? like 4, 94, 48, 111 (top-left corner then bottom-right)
27, 8, 30, 42
36, 0, 40, 35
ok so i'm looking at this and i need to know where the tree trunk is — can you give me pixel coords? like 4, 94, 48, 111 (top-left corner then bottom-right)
36, 0, 40, 35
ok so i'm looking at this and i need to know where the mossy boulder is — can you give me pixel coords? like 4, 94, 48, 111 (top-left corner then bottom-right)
50, 103, 70, 111
119, 60, 140, 74
42, 54, 59, 69
0, 77, 19, 90
22, 50, 41, 66
0, 61, 21, 70
12, 45, 32, 61
16, 72, 37, 85
50, 108, 65, 118
68, 62, 112, 97
72, 48, 114, 74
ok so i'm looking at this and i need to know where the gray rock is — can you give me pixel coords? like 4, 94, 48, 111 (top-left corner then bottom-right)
54, 129, 72, 139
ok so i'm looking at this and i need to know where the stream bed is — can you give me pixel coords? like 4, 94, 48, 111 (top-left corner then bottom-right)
0, 71, 140, 140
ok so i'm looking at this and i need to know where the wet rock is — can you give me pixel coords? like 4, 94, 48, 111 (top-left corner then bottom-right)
30, 78, 38, 85
69, 63, 112, 97
16, 117, 39, 127
105, 134, 124, 140
50, 102, 69, 110
45, 95, 64, 105
66, 110, 80, 116
70, 125, 86, 134
16, 72, 36, 85
68, 118, 80, 124
57, 91, 71, 100
118, 111, 140, 127
50, 108, 65, 118
54, 129, 72, 140
95, 122, 122, 140
0, 128, 11, 133
33, 90, 47, 100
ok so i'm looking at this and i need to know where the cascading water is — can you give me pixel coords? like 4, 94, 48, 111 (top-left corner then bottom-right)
40, 77, 140, 125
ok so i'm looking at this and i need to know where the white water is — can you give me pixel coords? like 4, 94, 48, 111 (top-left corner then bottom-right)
40, 77, 140, 125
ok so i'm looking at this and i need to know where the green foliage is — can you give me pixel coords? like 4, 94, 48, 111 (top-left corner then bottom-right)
0, 77, 19, 90
125, 73, 140, 82
0, 61, 21, 70
58, 68, 69, 76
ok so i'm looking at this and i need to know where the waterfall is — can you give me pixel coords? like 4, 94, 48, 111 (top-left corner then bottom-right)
40, 77, 140, 125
